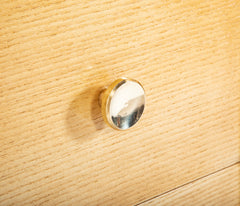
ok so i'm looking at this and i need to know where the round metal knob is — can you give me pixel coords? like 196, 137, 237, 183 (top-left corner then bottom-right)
99, 77, 145, 130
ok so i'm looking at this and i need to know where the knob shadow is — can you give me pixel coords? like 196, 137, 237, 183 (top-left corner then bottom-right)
65, 87, 105, 141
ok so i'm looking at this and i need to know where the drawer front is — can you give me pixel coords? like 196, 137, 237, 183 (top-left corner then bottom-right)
0, 0, 239, 205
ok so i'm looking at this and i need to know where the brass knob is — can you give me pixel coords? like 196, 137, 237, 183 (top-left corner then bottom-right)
99, 77, 145, 130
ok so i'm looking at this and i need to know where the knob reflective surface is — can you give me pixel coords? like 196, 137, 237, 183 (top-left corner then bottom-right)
100, 78, 145, 130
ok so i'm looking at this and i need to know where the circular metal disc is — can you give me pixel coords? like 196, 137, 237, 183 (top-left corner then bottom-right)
101, 78, 145, 130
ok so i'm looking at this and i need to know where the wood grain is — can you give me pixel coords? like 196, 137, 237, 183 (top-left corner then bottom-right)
139, 163, 240, 206
0, 0, 239, 205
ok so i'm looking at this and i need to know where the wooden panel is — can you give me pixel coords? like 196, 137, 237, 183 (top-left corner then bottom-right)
0, 0, 239, 205
139, 163, 240, 206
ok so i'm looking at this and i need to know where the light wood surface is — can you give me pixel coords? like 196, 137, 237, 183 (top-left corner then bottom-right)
0, 0, 239, 205
139, 163, 240, 206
